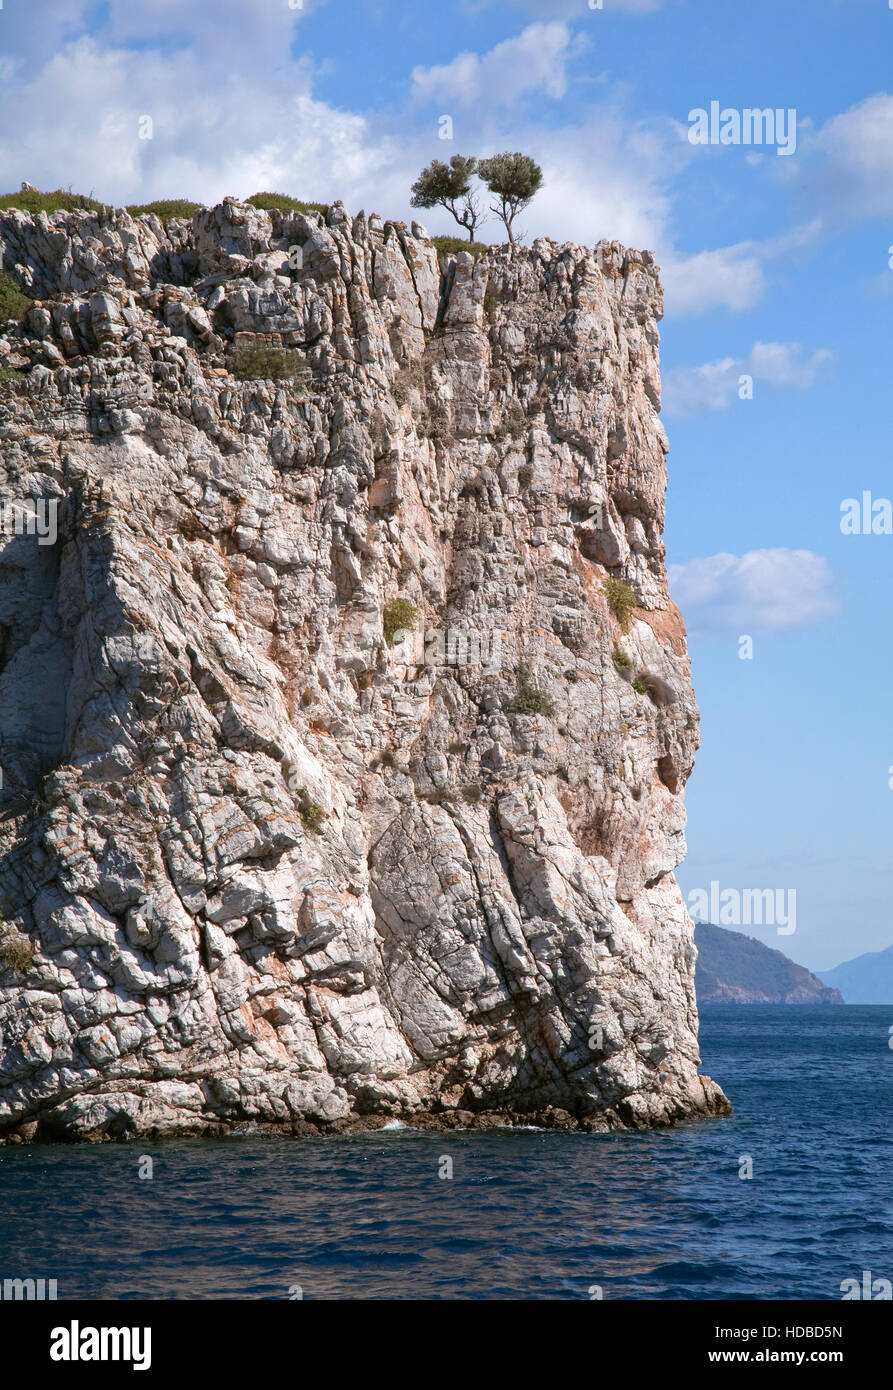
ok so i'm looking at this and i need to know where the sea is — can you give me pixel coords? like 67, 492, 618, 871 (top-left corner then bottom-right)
1, 1005, 890, 1300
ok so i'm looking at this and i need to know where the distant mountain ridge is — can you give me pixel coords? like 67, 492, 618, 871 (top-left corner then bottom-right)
817, 945, 893, 1004
695, 923, 844, 1005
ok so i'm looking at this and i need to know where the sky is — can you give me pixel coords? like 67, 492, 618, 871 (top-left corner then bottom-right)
1, 0, 891, 970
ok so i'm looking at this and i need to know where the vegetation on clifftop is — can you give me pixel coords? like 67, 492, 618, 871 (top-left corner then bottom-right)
247, 192, 328, 215
0, 187, 101, 215
126, 200, 203, 222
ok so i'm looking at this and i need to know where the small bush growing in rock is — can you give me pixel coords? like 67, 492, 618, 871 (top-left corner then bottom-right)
461, 784, 483, 805
295, 786, 325, 832
432, 235, 488, 261
393, 359, 425, 406
602, 578, 637, 632
231, 344, 309, 382
383, 598, 420, 643
427, 406, 455, 446
494, 401, 526, 442
0, 363, 25, 382
0, 272, 32, 325
632, 676, 648, 695
0, 924, 35, 975
503, 661, 555, 717
612, 647, 633, 671
416, 786, 454, 806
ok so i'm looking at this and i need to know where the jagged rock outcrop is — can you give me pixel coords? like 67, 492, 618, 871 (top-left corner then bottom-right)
0, 196, 729, 1140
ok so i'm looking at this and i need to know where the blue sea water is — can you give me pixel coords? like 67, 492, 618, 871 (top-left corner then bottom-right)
0, 1005, 890, 1300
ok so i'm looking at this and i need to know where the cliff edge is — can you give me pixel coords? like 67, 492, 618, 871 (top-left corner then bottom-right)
0, 196, 729, 1139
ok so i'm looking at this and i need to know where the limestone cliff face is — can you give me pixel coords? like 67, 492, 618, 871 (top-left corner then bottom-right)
0, 197, 729, 1140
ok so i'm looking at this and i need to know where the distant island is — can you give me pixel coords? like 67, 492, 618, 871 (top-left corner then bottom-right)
817, 944, 893, 1004
695, 923, 844, 1004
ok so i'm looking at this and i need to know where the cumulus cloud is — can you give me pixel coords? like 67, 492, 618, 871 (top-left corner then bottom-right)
669, 550, 840, 636
662, 341, 833, 417
793, 93, 893, 222
0, 1, 848, 325
662, 243, 769, 315
0, 6, 687, 261
411, 23, 583, 109
0, 2, 396, 210
661, 220, 822, 315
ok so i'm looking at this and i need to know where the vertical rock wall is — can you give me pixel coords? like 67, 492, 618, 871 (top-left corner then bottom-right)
0, 198, 728, 1139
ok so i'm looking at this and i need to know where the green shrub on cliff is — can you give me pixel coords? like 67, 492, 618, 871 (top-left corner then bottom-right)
126, 200, 203, 222
294, 787, 325, 833
230, 344, 310, 382
383, 598, 421, 643
602, 578, 637, 632
503, 661, 555, 717
0, 922, 35, 976
247, 192, 328, 215
432, 235, 488, 260
0, 272, 32, 325
0, 188, 101, 215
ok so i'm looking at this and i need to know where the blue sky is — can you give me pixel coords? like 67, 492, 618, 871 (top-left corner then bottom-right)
2, 0, 891, 969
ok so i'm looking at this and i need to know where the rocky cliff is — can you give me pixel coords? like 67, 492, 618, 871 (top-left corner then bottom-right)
0, 196, 729, 1140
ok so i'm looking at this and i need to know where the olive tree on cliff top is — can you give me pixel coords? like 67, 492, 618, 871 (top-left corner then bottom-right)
478, 152, 543, 245
410, 155, 483, 241
410, 151, 543, 245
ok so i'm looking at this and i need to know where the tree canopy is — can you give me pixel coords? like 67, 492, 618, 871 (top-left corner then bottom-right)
410, 155, 482, 241
410, 150, 544, 245
477, 152, 544, 245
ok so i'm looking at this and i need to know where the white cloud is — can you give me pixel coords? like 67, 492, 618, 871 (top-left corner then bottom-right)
795, 93, 893, 222
663, 341, 832, 417
661, 220, 822, 316
0, 9, 390, 210
0, 7, 678, 259
411, 23, 583, 109
513, 112, 679, 250
0, 0, 837, 327
662, 243, 768, 315
669, 550, 840, 635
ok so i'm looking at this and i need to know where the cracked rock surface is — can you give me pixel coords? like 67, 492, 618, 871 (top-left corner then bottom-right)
0, 197, 728, 1140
